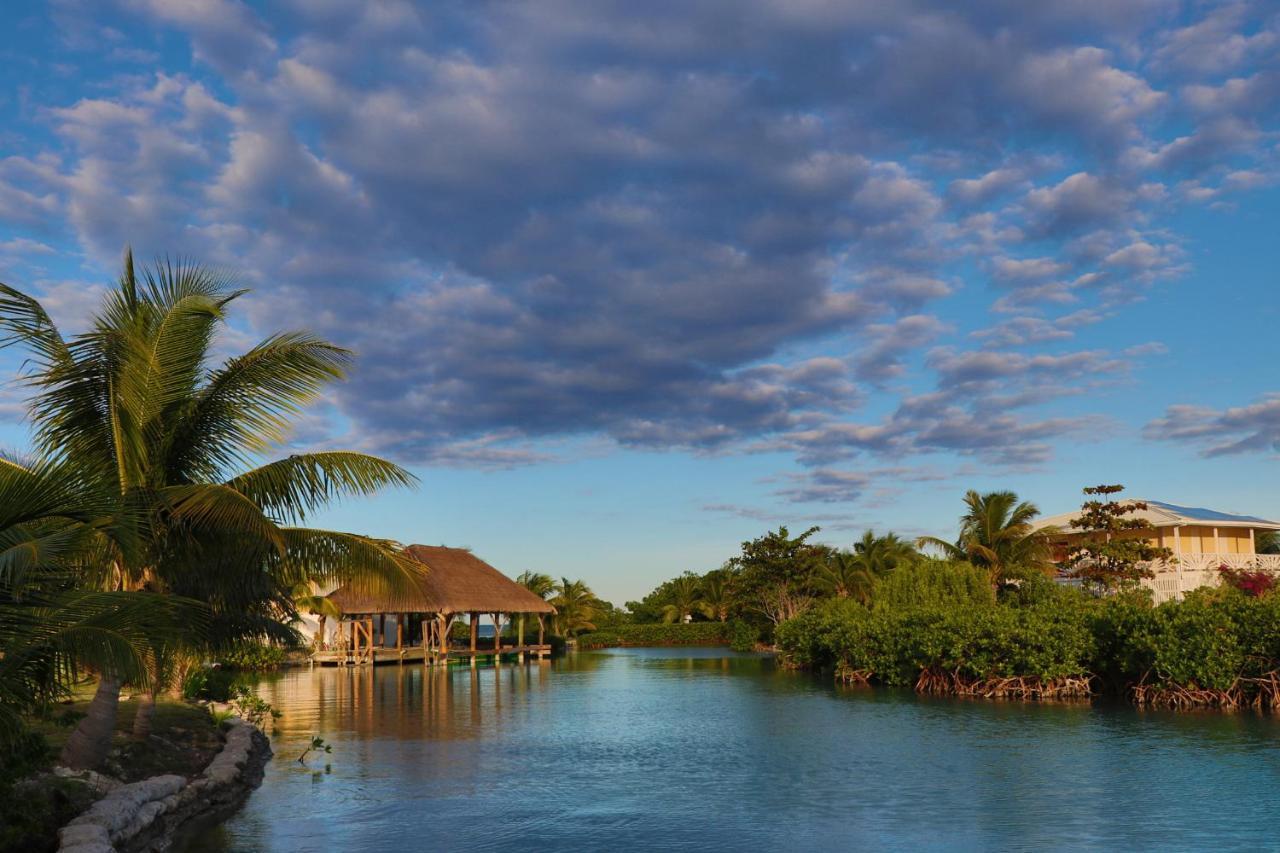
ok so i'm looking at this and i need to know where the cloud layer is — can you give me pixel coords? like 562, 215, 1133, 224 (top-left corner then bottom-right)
1, 0, 1278, 495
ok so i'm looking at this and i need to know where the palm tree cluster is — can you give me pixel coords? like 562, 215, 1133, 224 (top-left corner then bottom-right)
630, 490, 1055, 632
517, 571, 607, 637
0, 254, 416, 769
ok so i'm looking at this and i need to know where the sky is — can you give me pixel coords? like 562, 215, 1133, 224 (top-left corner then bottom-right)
0, 1, 1278, 605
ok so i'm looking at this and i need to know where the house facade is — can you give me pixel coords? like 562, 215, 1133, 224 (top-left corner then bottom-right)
1033, 499, 1280, 602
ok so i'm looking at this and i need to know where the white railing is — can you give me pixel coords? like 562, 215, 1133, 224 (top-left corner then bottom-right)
1144, 553, 1280, 603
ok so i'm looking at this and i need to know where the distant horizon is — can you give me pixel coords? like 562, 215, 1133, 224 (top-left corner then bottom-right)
1, 3, 1278, 605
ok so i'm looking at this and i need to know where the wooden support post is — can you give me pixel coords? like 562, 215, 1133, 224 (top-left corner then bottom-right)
493, 612, 502, 653
470, 612, 478, 652
397, 616, 404, 650
352, 620, 359, 663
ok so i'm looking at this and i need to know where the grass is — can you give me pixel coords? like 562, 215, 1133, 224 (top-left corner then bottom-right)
27, 685, 224, 782
6, 685, 225, 853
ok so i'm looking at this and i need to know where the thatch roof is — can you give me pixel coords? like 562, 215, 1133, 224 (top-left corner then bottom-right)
327, 545, 555, 616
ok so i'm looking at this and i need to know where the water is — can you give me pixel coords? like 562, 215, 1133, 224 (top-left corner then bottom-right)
185, 648, 1280, 852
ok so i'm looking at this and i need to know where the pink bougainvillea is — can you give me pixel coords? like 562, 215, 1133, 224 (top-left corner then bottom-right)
1218, 564, 1276, 597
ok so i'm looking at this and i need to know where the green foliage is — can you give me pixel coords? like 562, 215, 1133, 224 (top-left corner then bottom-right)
0, 255, 418, 765
779, 566, 1280, 707
218, 642, 290, 671
0, 729, 89, 853
872, 560, 994, 612
297, 734, 332, 765
1065, 485, 1171, 592
229, 685, 280, 730
728, 620, 759, 652
551, 578, 607, 637
576, 622, 730, 649
917, 490, 1052, 583
208, 705, 236, 726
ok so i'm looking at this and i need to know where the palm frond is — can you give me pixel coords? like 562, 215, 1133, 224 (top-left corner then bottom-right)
226, 452, 416, 524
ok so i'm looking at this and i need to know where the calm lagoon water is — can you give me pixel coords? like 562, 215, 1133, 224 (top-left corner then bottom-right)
184, 648, 1280, 852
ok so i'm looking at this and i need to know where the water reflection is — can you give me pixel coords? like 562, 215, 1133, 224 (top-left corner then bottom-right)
185, 649, 1280, 853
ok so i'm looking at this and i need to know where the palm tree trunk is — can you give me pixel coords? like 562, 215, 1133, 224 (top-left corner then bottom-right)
60, 674, 121, 770
132, 688, 156, 740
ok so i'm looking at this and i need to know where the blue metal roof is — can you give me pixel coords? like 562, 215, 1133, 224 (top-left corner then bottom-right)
1145, 500, 1271, 524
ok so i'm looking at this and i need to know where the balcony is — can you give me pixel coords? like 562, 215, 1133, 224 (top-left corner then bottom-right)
1145, 552, 1280, 602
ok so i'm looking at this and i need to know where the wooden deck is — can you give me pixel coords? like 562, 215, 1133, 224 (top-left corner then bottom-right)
311, 644, 553, 666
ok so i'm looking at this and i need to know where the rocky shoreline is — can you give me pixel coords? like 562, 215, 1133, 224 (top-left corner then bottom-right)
56, 718, 271, 853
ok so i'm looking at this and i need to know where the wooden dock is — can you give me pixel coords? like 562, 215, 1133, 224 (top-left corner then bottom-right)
311, 643, 553, 667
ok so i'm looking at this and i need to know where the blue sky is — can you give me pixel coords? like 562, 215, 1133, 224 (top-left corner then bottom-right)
0, 1, 1278, 604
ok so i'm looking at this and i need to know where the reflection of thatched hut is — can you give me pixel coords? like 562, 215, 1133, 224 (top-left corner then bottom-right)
312, 545, 555, 666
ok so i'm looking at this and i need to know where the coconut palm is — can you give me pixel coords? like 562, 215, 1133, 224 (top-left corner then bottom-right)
815, 551, 875, 603
0, 253, 417, 769
516, 571, 556, 599
0, 456, 194, 751
514, 571, 555, 643
916, 490, 1051, 584
550, 578, 602, 637
661, 574, 702, 623
698, 573, 734, 622
851, 530, 917, 576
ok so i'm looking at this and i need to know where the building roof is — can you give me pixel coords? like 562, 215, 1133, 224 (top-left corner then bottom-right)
1032, 499, 1280, 533
327, 545, 556, 615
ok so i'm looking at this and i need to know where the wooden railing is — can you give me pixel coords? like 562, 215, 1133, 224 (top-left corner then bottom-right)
1144, 553, 1280, 602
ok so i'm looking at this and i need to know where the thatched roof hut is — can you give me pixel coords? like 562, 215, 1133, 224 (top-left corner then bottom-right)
328, 544, 555, 617
314, 545, 556, 667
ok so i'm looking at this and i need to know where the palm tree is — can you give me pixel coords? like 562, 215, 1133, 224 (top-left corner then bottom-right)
0, 253, 417, 769
698, 573, 734, 622
851, 530, 917, 576
550, 578, 602, 637
0, 456, 194, 751
661, 574, 702, 623
916, 490, 1051, 584
516, 571, 556, 599
514, 571, 555, 642
815, 551, 874, 603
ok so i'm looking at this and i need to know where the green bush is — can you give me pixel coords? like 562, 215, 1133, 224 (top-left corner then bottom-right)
779, 575, 1280, 707
218, 642, 289, 671
872, 560, 994, 612
576, 622, 730, 649
728, 620, 759, 652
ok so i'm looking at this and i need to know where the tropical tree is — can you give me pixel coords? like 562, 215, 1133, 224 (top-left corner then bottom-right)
661, 573, 702, 623
917, 490, 1052, 585
815, 551, 874, 603
698, 571, 735, 622
731, 526, 828, 626
514, 571, 556, 642
851, 530, 917, 576
0, 254, 417, 769
1063, 484, 1171, 592
0, 457, 191, 753
516, 571, 556, 600
551, 577, 603, 637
